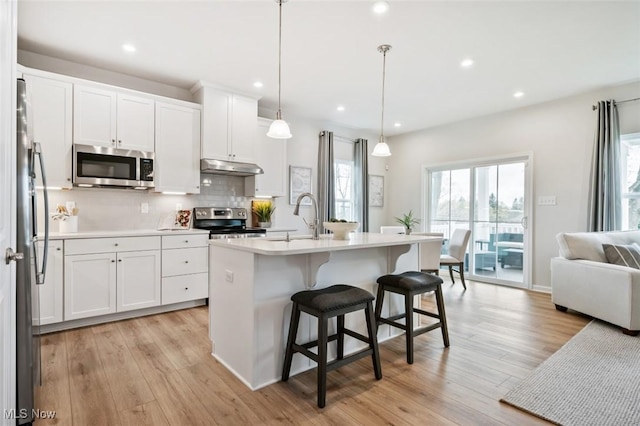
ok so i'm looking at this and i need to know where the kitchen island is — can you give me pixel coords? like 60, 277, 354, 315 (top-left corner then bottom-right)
208, 232, 441, 390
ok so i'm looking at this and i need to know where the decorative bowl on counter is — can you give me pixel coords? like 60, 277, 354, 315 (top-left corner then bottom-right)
323, 221, 359, 240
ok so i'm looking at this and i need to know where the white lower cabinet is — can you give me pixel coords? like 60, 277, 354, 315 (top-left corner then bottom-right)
36, 240, 64, 325
161, 234, 209, 305
63, 236, 161, 321
116, 250, 161, 312
64, 252, 117, 320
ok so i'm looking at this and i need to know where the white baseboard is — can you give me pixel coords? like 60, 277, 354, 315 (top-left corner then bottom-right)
40, 299, 207, 333
532, 285, 551, 293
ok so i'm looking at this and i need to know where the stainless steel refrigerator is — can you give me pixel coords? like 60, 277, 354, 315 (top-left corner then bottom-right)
16, 78, 49, 425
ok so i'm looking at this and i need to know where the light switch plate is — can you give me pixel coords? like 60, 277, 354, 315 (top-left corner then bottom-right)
225, 270, 234, 283
538, 195, 557, 206
140, 203, 149, 214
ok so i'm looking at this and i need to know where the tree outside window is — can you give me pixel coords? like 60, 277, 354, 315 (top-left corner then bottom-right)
621, 133, 640, 230
334, 160, 354, 221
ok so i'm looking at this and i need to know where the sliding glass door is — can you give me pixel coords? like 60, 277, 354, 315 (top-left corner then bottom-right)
426, 155, 530, 288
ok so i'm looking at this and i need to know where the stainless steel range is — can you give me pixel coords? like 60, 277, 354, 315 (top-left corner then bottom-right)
193, 207, 267, 239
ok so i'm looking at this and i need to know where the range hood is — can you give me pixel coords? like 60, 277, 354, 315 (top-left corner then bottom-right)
200, 158, 264, 176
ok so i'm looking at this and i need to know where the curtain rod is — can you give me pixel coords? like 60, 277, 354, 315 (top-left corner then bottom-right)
334, 134, 357, 143
591, 97, 640, 110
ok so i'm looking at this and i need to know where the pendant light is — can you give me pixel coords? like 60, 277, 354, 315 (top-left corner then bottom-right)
372, 44, 392, 157
267, 0, 292, 139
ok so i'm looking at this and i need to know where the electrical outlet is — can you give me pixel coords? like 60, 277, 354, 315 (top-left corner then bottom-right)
176, 203, 183, 211
225, 270, 234, 283
140, 203, 149, 214
538, 195, 557, 206
65, 201, 76, 211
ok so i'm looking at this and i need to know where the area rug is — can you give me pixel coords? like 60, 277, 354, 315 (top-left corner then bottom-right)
500, 320, 640, 425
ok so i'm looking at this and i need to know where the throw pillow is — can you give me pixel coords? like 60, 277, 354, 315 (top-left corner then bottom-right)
602, 243, 640, 269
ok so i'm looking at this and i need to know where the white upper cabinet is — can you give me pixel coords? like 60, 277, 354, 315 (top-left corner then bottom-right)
229, 95, 257, 162
245, 118, 287, 197
116, 94, 155, 152
193, 83, 258, 163
74, 84, 155, 152
23, 73, 73, 189
154, 101, 201, 194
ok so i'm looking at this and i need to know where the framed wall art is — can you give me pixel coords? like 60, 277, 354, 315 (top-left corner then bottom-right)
369, 174, 384, 207
289, 166, 312, 205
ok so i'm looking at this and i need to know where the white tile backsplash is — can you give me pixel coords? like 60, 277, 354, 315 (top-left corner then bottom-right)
39, 174, 249, 232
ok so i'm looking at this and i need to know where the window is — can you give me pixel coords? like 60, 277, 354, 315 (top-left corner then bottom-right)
620, 133, 640, 230
334, 160, 355, 221
425, 154, 530, 288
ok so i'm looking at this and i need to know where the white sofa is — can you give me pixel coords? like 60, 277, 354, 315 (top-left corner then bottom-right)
551, 230, 640, 335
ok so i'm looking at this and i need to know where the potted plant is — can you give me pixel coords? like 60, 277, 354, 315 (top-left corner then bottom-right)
394, 210, 420, 235
252, 201, 276, 228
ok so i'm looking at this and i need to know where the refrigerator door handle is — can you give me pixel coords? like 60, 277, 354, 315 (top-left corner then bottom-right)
33, 142, 49, 285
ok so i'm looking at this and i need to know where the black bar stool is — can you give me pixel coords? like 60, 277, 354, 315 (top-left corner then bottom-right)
374, 271, 449, 364
281, 284, 382, 408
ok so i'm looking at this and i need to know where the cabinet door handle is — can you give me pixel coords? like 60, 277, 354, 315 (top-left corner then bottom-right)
111, 260, 115, 263
118, 259, 122, 262
184, 260, 189, 264
114, 243, 119, 246
56, 247, 61, 251
111, 139, 116, 144
184, 240, 189, 243
184, 287, 189, 290
118, 140, 122, 144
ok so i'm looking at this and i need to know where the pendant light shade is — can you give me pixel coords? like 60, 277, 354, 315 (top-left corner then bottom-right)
268, 0, 292, 140
372, 138, 391, 156
372, 44, 392, 157
267, 117, 292, 139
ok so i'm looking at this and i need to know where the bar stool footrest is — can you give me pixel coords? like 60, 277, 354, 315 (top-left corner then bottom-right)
327, 347, 374, 372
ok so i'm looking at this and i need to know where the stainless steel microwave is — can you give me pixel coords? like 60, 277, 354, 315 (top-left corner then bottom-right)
73, 144, 154, 189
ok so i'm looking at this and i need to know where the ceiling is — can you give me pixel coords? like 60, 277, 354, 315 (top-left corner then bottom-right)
17, 1, 640, 137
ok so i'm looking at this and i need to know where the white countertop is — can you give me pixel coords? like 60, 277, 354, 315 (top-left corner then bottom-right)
45, 229, 210, 240
208, 232, 439, 255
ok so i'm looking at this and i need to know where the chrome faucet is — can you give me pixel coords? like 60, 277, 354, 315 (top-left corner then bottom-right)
293, 192, 320, 240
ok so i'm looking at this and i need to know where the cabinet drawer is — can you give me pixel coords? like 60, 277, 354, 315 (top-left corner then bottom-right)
162, 247, 208, 277
162, 234, 209, 249
65, 236, 161, 255
162, 273, 208, 305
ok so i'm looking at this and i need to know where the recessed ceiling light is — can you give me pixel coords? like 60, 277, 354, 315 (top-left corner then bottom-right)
337, 105, 345, 112
372, 1, 389, 14
460, 58, 474, 68
122, 43, 136, 53
394, 122, 401, 127
253, 81, 264, 88
513, 91, 525, 98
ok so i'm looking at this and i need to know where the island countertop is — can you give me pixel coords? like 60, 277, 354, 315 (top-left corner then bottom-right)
208, 232, 439, 255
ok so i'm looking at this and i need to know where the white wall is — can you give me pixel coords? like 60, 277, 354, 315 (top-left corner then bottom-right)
258, 107, 387, 234
18, 50, 193, 102
386, 81, 640, 289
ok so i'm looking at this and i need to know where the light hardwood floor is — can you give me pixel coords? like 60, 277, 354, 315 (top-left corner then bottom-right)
34, 280, 589, 425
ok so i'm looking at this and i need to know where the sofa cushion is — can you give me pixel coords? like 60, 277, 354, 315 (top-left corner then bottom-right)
556, 231, 640, 262
603, 243, 640, 269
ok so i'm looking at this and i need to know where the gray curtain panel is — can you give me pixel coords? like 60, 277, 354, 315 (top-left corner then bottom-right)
354, 138, 369, 232
588, 100, 621, 231
317, 131, 335, 233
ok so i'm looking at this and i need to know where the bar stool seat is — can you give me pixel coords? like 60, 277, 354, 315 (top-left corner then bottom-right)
282, 285, 382, 408
375, 271, 450, 364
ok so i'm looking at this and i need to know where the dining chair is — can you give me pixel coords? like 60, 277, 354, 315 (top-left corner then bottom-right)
439, 229, 471, 289
412, 232, 444, 275
380, 226, 406, 235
